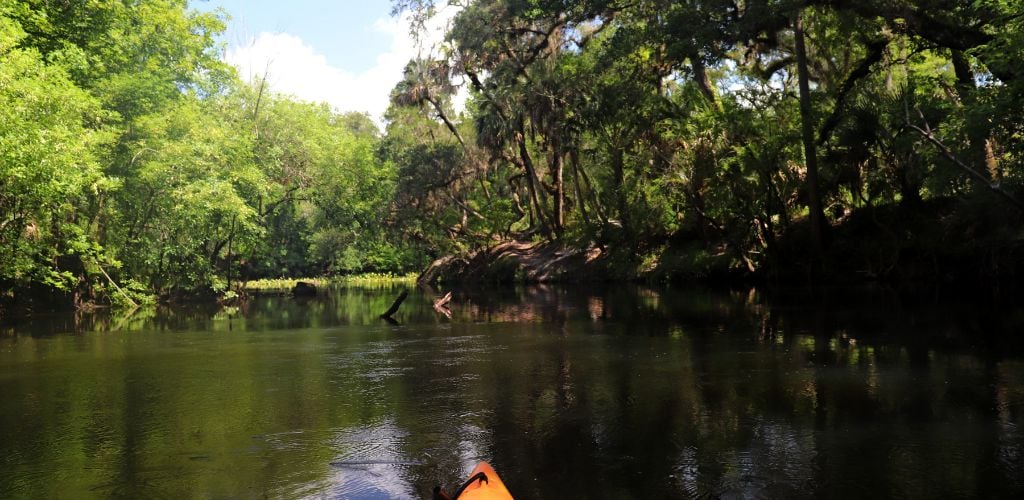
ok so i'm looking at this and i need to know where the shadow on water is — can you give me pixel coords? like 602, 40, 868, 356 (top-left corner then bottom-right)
1, 284, 1023, 498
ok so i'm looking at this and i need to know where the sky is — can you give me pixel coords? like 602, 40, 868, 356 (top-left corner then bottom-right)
189, 0, 459, 125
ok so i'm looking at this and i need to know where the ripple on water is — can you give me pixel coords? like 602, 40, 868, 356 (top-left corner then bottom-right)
670, 420, 819, 499
254, 419, 420, 498
316, 463, 418, 499
320, 419, 417, 498
360, 366, 413, 383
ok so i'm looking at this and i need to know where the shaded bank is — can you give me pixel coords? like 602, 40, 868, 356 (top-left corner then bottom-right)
419, 198, 1024, 290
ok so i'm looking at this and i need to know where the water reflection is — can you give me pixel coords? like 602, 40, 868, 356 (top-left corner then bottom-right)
0, 285, 1023, 498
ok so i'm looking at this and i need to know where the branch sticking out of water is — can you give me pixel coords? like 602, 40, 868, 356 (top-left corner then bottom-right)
433, 291, 453, 319
433, 291, 452, 309
380, 289, 409, 319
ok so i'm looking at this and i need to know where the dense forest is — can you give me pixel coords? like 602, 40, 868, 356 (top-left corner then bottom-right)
2, 0, 1024, 309
1, 0, 412, 308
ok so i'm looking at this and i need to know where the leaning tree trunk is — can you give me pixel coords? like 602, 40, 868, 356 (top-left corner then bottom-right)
569, 149, 590, 225
516, 129, 552, 235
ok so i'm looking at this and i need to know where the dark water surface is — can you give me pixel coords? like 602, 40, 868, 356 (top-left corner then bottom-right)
2, 285, 1023, 498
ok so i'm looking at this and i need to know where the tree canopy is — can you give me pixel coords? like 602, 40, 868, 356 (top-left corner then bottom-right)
3, 0, 1024, 308
1, 1, 419, 308
385, 0, 1024, 282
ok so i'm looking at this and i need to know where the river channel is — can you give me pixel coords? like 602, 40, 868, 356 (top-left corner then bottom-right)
1, 284, 1023, 498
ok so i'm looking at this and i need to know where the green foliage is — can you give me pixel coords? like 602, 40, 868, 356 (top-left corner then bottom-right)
109, 94, 264, 292
1, 1, 419, 307
98, 278, 155, 309
5, 0, 1024, 306
0, 13, 113, 290
242, 273, 416, 291
384, 0, 1024, 281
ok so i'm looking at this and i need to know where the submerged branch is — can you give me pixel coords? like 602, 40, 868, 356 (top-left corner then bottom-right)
380, 289, 409, 319
433, 291, 453, 319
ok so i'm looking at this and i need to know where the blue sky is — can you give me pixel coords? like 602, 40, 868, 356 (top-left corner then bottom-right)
187, 0, 461, 123
191, 0, 393, 73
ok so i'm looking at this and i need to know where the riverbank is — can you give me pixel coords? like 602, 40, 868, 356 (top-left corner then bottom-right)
242, 273, 418, 292
418, 198, 1024, 291
0, 273, 419, 316
4, 198, 1021, 317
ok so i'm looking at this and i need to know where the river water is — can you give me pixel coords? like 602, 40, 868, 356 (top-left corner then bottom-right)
1, 284, 1022, 498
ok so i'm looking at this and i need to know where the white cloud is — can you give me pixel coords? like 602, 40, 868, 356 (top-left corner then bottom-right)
223, 6, 462, 127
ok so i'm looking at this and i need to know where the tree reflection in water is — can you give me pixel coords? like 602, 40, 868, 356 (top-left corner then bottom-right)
0, 284, 1022, 498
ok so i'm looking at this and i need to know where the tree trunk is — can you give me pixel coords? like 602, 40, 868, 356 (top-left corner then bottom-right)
795, 13, 828, 257
552, 148, 565, 235
570, 149, 590, 225
690, 55, 719, 108
516, 129, 551, 235
611, 146, 628, 233
577, 153, 607, 223
225, 216, 236, 291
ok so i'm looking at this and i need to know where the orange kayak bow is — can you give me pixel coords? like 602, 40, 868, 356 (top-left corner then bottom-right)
434, 461, 513, 500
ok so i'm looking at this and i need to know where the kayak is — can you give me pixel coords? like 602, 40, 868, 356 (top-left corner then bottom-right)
434, 461, 514, 500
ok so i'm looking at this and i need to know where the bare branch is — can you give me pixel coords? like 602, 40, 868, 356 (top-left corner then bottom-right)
906, 114, 1024, 212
